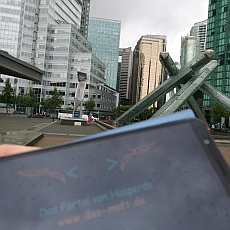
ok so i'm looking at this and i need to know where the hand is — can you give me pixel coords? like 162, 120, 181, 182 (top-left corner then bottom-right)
0, 144, 39, 157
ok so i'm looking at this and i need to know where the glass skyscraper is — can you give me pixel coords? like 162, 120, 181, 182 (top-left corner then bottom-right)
205, 0, 230, 107
88, 17, 121, 89
0, 0, 118, 114
0, 0, 21, 57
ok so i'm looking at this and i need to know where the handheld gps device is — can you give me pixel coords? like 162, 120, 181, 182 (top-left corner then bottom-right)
0, 110, 230, 230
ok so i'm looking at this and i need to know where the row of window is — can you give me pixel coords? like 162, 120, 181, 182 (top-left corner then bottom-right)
71, 30, 92, 51
21, 51, 31, 57
89, 19, 121, 29
0, 15, 20, 24
44, 72, 68, 78
0, 0, 21, 6
22, 42, 32, 49
39, 8, 48, 14
0, 7, 20, 15
0, 43, 16, 50
45, 55, 68, 61
71, 58, 90, 63
47, 64, 68, 69
0, 24, 19, 32
23, 33, 33, 39
25, 4, 36, 13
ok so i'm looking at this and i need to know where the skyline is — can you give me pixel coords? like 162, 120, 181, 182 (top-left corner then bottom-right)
89, 0, 209, 62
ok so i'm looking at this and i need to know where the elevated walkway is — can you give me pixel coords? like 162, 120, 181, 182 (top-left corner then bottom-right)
0, 50, 43, 82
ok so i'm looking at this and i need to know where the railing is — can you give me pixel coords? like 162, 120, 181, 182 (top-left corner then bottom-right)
94, 120, 116, 130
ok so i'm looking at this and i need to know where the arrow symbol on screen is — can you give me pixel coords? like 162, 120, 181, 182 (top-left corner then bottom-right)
106, 159, 118, 171
66, 166, 79, 179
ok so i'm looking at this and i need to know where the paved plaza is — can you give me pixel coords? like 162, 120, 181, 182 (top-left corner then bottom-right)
0, 114, 104, 146
0, 115, 229, 166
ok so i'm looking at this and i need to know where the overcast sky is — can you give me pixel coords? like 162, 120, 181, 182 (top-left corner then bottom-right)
89, 0, 209, 62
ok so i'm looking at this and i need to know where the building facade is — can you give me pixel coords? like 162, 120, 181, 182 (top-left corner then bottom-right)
190, 19, 207, 52
0, 0, 21, 58
180, 36, 200, 67
180, 19, 207, 68
80, 0, 90, 39
88, 17, 121, 89
116, 47, 133, 104
189, 19, 208, 107
130, 35, 167, 105
0, 0, 118, 115
205, 0, 230, 107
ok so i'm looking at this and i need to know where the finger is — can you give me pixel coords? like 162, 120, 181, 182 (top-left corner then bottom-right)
0, 144, 39, 157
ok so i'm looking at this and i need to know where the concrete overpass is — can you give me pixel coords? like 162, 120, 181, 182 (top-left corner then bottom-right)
0, 50, 43, 82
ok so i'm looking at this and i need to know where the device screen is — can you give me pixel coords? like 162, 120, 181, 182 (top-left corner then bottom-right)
0, 120, 229, 230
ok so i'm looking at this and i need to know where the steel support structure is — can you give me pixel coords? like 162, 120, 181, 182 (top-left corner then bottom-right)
115, 50, 215, 123
115, 49, 230, 124
201, 82, 230, 111
152, 60, 218, 117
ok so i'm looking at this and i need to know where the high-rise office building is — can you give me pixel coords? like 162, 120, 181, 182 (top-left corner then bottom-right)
88, 17, 121, 89
0, 0, 118, 114
0, 0, 21, 58
190, 19, 207, 52
180, 36, 200, 67
205, 0, 230, 107
180, 35, 203, 108
80, 0, 90, 39
189, 19, 207, 107
130, 35, 167, 105
180, 20, 207, 68
116, 47, 133, 103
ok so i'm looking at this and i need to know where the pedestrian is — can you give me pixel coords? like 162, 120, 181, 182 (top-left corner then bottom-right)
87, 111, 92, 125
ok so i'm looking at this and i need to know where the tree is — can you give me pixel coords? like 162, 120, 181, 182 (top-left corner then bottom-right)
211, 102, 230, 124
114, 105, 155, 120
136, 108, 154, 120
114, 105, 132, 118
0, 78, 15, 113
41, 88, 62, 116
19, 88, 37, 116
85, 98, 95, 111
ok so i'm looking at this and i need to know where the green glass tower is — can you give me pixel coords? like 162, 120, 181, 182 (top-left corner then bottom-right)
88, 17, 121, 89
205, 0, 230, 107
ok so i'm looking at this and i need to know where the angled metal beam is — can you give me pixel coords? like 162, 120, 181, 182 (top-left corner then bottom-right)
159, 52, 179, 76
152, 60, 218, 117
201, 82, 230, 111
175, 84, 207, 123
160, 52, 208, 123
115, 50, 215, 124
115, 67, 191, 123
186, 97, 208, 124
